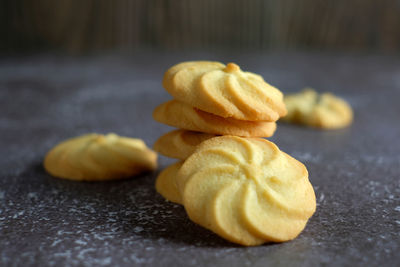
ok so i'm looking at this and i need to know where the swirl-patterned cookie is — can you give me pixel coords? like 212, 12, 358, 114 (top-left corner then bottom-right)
282, 88, 353, 129
163, 61, 286, 121
177, 136, 316, 246
154, 130, 216, 160
155, 161, 183, 204
44, 133, 157, 181
153, 100, 277, 137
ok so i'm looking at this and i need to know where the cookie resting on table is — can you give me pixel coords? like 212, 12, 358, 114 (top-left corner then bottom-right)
155, 161, 183, 205
176, 136, 316, 246
282, 88, 353, 129
44, 133, 157, 181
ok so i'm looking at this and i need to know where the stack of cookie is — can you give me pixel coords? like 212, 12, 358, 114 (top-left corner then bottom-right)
152, 61, 316, 246
153, 61, 287, 202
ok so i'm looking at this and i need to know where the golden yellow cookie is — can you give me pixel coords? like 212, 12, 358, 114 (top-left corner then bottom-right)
44, 133, 157, 181
177, 136, 316, 246
155, 161, 183, 204
163, 61, 287, 121
282, 88, 353, 129
153, 100, 277, 137
154, 130, 216, 160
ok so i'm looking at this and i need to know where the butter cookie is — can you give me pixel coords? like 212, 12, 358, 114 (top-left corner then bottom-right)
44, 133, 157, 181
153, 100, 277, 137
282, 88, 353, 129
154, 130, 216, 160
163, 61, 286, 121
155, 161, 183, 204
177, 136, 316, 246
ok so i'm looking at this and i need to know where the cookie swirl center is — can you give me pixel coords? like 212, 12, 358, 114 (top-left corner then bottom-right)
224, 63, 240, 73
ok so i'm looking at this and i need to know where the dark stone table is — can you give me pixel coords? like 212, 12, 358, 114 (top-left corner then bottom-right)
1, 51, 399, 266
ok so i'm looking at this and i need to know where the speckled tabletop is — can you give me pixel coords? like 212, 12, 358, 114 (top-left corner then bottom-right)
1, 52, 399, 267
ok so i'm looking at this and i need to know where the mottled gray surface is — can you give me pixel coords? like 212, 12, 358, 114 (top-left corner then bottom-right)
0, 52, 399, 267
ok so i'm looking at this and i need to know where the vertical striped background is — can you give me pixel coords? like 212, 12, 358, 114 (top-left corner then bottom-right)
2, 0, 400, 53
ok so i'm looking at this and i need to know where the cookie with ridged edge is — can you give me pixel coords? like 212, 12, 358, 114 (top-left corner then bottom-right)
153, 100, 277, 137
44, 133, 157, 181
177, 136, 316, 246
155, 161, 183, 204
154, 130, 216, 160
163, 61, 286, 121
282, 88, 353, 129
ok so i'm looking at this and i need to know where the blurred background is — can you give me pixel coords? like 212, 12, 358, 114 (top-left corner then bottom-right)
2, 0, 400, 54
